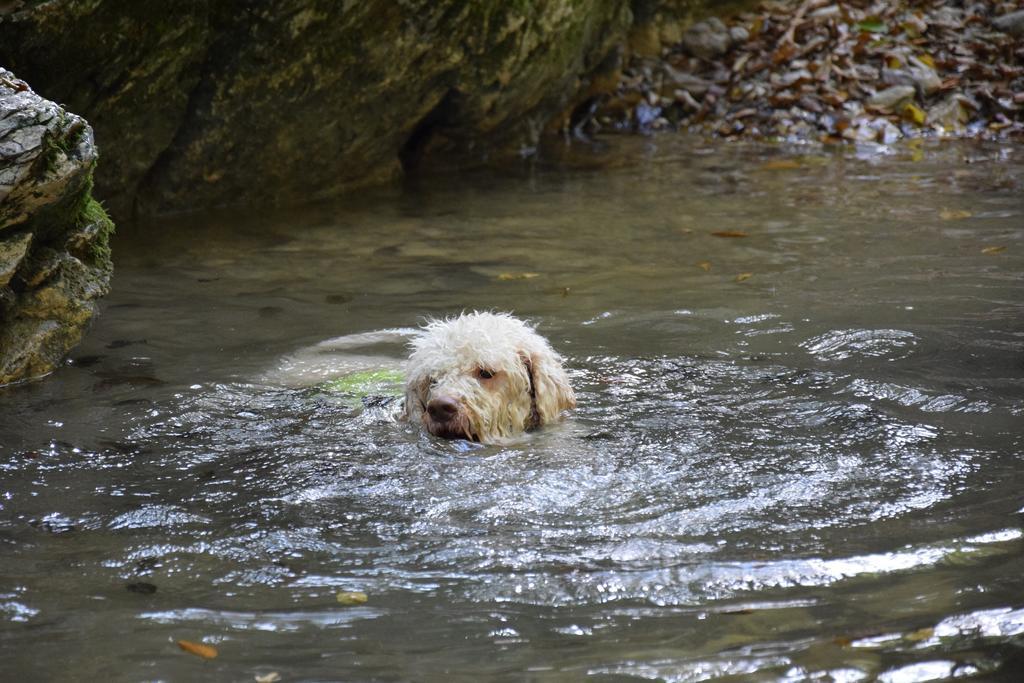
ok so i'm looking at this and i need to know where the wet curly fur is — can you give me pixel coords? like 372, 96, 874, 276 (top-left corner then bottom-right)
404, 312, 576, 444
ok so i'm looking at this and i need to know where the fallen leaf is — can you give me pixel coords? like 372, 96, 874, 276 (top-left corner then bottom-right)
337, 591, 369, 605
900, 21, 921, 38
761, 159, 802, 170
940, 209, 972, 220
772, 43, 796, 65
833, 636, 853, 647
916, 53, 936, 69
696, 260, 712, 271
857, 18, 888, 33
749, 16, 763, 38
497, 272, 540, 281
177, 640, 218, 659
712, 230, 749, 238
255, 673, 282, 683
902, 102, 926, 126
981, 246, 1006, 254
735, 272, 754, 282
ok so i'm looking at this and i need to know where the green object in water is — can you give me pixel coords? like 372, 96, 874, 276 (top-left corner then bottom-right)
321, 369, 405, 399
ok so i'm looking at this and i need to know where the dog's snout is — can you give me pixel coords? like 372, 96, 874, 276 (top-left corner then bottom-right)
426, 396, 459, 422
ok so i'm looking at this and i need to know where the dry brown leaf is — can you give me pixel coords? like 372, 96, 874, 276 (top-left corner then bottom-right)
337, 591, 369, 605
696, 260, 712, 271
772, 43, 797, 65
712, 230, 749, 238
735, 272, 754, 282
177, 640, 218, 659
981, 246, 1006, 254
940, 209, 972, 220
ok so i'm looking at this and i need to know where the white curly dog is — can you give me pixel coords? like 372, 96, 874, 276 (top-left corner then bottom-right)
404, 312, 576, 444
270, 312, 575, 444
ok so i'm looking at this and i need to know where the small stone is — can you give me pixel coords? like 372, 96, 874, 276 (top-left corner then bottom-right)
927, 95, 971, 133
910, 67, 941, 96
932, 7, 963, 27
729, 26, 749, 44
993, 10, 1024, 37
867, 85, 916, 110
879, 120, 902, 144
681, 20, 732, 60
881, 66, 941, 97
705, 17, 726, 33
661, 64, 711, 95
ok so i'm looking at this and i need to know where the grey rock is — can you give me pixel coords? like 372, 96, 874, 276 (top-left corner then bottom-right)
729, 26, 750, 44
0, 318, 69, 384
662, 64, 712, 95
0, 68, 113, 386
0, 74, 94, 229
867, 85, 916, 110
0, 1, 633, 218
993, 10, 1024, 37
681, 19, 734, 60
881, 63, 941, 97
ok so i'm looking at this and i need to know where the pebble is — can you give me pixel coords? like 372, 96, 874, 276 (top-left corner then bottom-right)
867, 85, 917, 110
993, 9, 1024, 37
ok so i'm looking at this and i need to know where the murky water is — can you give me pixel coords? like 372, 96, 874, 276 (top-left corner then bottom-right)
2, 137, 1023, 681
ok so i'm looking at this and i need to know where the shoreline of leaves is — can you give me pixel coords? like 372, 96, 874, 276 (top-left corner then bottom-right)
587, 0, 1024, 144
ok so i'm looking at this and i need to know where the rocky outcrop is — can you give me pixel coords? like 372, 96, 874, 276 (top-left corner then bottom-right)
0, 68, 113, 386
0, 1, 633, 218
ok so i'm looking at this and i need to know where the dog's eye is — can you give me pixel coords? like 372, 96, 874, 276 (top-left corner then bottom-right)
477, 368, 495, 380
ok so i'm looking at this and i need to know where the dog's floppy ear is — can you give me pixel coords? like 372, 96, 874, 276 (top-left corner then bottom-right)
523, 351, 576, 427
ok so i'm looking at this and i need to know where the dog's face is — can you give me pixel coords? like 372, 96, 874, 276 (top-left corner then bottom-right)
404, 313, 576, 444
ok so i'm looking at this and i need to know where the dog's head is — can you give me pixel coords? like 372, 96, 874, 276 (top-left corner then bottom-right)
404, 312, 576, 444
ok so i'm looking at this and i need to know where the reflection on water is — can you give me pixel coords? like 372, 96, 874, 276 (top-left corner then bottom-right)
1, 137, 1023, 681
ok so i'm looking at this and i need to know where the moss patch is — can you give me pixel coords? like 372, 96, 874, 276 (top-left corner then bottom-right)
77, 195, 115, 268
40, 112, 86, 177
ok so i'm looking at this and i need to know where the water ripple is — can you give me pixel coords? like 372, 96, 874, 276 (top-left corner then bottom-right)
801, 329, 918, 361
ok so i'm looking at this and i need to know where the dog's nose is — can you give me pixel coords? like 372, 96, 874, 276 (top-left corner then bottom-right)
427, 396, 459, 422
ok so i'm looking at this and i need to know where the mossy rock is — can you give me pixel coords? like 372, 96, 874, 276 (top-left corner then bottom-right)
0, 69, 113, 386
0, 0, 632, 217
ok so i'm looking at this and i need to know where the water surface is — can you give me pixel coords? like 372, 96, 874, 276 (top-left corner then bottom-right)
2, 137, 1023, 681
